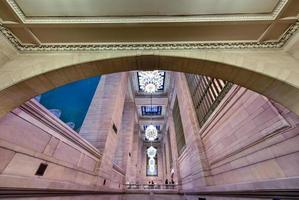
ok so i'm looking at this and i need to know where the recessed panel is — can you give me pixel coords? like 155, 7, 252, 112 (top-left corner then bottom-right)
15, 0, 279, 17
29, 23, 270, 43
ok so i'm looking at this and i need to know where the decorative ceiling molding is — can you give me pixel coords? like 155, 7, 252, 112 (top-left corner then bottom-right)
0, 20, 298, 52
6, 0, 288, 24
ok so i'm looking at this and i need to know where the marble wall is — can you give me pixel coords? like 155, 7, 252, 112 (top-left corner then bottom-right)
0, 100, 101, 190
170, 72, 299, 192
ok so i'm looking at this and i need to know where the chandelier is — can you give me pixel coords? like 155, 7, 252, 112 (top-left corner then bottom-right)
147, 146, 157, 157
138, 71, 164, 93
147, 146, 157, 173
145, 125, 158, 141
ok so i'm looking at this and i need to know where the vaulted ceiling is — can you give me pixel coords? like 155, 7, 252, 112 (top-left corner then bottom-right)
0, 0, 298, 51
131, 71, 173, 142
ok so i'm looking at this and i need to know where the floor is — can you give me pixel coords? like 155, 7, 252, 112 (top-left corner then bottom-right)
3, 194, 267, 200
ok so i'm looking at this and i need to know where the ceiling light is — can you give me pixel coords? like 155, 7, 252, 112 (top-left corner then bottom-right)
147, 146, 157, 158
138, 71, 164, 93
145, 125, 158, 141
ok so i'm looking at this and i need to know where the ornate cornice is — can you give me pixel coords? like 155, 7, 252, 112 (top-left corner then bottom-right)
0, 20, 298, 52
6, 0, 288, 24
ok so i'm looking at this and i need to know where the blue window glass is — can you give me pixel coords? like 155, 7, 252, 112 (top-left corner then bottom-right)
144, 125, 160, 131
141, 106, 162, 116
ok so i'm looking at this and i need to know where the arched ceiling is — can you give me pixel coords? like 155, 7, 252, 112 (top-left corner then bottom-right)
0, 0, 298, 51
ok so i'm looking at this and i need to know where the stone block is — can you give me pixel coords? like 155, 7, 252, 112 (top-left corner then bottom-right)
276, 152, 299, 177
0, 147, 15, 173
0, 113, 51, 153
2, 153, 42, 177
43, 137, 59, 156
53, 142, 81, 165
80, 155, 97, 172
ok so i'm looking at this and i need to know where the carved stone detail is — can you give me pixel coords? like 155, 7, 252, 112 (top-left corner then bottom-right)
0, 20, 298, 52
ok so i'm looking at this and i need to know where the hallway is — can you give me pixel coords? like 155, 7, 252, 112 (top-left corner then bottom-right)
0, 1, 299, 199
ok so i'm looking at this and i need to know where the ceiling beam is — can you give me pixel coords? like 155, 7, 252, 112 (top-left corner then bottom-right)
258, 0, 292, 42
135, 96, 168, 105
139, 118, 164, 124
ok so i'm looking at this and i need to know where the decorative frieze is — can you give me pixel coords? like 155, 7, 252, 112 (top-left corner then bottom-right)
0, 19, 298, 52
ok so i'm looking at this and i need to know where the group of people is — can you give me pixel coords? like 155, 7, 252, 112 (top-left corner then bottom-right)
164, 178, 175, 184
147, 179, 175, 189
147, 179, 175, 185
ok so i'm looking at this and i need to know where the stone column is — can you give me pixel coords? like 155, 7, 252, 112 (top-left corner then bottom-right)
113, 100, 136, 174
173, 72, 213, 190
79, 72, 128, 188
166, 111, 182, 186
135, 130, 143, 184
125, 123, 140, 184
163, 127, 172, 181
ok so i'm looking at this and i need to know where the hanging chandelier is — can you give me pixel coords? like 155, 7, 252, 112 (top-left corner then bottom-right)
145, 125, 158, 141
147, 146, 157, 157
138, 71, 164, 93
147, 146, 157, 173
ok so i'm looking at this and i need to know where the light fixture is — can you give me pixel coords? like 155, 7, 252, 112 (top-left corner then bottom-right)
149, 165, 155, 173
145, 125, 158, 141
147, 146, 157, 174
138, 71, 164, 93
147, 146, 157, 157
149, 158, 155, 165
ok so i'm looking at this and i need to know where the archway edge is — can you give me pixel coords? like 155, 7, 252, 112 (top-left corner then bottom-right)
1, 51, 299, 118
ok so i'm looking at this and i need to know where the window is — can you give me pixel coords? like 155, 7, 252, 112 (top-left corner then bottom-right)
185, 74, 232, 127
35, 163, 48, 176
141, 106, 162, 116
143, 125, 160, 131
112, 123, 118, 134
173, 97, 186, 156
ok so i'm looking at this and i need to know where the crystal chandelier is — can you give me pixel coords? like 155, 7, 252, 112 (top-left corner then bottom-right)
138, 71, 164, 93
145, 125, 158, 141
147, 146, 157, 157
147, 146, 157, 173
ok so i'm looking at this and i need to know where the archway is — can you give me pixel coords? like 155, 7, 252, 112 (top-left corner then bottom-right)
1, 54, 299, 118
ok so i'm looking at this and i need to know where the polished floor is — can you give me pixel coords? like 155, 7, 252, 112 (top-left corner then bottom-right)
10, 194, 268, 200
12, 194, 189, 200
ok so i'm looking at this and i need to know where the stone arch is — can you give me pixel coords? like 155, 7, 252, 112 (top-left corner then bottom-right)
1, 54, 299, 118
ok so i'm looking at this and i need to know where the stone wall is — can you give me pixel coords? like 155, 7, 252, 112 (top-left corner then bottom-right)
79, 73, 129, 190
202, 86, 299, 187
0, 34, 18, 66
125, 123, 142, 184
0, 72, 138, 192
171, 72, 299, 192
173, 73, 211, 190
0, 100, 101, 190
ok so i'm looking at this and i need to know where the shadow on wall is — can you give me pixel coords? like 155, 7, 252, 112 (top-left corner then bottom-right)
37, 76, 101, 132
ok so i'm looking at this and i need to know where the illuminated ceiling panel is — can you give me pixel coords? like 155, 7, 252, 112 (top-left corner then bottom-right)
137, 71, 166, 93
141, 106, 162, 116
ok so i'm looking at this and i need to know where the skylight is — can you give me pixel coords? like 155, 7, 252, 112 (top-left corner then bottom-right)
137, 71, 165, 93
141, 106, 162, 116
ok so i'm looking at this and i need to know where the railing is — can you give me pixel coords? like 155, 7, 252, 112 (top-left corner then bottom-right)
184, 190, 299, 199
1, 187, 298, 199
125, 184, 178, 190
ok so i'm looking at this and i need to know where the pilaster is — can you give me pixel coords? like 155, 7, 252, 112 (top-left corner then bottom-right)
79, 72, 129, 188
